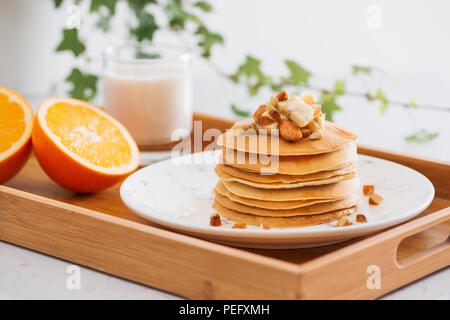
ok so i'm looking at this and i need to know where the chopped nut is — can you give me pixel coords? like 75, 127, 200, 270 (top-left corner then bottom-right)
259, 115, 276, 126
268, 109, 282, 123
279, 119, 302, 142
300, 127, 311, 138
336, 215, 353, 227
261, 223, 270, 230
369, 193, 383, 205
277, 90, 288, 101
253, 104, 268, 124
363, 185, 375, 196
232, 222, 247, 229
356, 214, 368, 223
301, 93, 316, 105
210, 213, 222, 227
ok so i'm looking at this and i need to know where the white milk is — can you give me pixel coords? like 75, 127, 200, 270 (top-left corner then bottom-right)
103, 46, 192, 145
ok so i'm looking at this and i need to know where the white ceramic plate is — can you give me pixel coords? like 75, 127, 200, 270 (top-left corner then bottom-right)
120, 150, 434, 249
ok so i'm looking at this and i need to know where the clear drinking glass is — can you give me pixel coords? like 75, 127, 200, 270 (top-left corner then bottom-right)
103, 43, 192, 146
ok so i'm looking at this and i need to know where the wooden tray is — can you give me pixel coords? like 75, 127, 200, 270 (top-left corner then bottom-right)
0, 113, 449, 299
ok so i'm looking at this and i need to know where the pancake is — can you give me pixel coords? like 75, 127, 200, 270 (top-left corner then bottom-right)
221, 142, 357, 175
217, 121, 358, 156
214, 191, 360, 217
215, 180, 341, 209
215, 164, 356, 189
222, 178, 360, 201
213, 200, 355, 228
218, 162, 357, 184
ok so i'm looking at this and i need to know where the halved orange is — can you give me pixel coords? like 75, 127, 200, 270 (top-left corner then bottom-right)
32, 97, 139, 193
0, 86, 33, 184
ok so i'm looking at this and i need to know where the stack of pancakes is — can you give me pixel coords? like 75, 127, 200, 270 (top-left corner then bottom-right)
213, 121, 360, 228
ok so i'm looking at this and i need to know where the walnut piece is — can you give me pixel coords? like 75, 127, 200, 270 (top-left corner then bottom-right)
210, 213, 222, 227
279, 119, 302, 142
369, 193, 383, 205
363, 185, 375, 196
356, 214, 368, 223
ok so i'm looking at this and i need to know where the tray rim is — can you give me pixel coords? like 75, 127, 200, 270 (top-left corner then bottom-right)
0, 184, 302, 273
1, 177, 447, 273
1, 112, 449, 299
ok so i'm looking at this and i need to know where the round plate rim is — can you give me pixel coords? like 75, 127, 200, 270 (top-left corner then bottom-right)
120, 150, 435, 240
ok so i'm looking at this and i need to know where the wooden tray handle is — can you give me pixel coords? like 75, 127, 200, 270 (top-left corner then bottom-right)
301, 208, 450, 299
393, 208, 450, 269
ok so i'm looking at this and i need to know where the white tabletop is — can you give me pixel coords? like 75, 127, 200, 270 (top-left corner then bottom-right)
1, 78, 449, 300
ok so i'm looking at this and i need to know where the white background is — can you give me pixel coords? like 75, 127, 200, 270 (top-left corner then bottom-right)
0, 0, 449, 299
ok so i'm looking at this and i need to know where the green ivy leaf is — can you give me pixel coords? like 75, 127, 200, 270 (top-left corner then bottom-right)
405, 129, 438, 143
231, 56, 272, 96
193, 1, 212, 12
65, 68, 98, 102
352, 65, 372, 75
195, 26, 224, 58
127, 0, 157, 12
334, 80, 346, 95
284, 60, 311, 86
375, 88, 389, 114
270, 83, 283, 93
166, 0, 195, 30
131, 11, 159, 42
90, 0, 118, 14
54, 0, 64, 8
231, 104, 252, 118
319, 92, 342, 121
233, 56, 266, 83
56, 29, 86, 57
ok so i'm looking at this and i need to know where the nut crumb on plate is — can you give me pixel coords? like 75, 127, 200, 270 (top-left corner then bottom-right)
369, 193, 383, 205
356, 214, 368, 223
363, 185, 375, 196
209, 213, 222, 227
232, 222, 247, 229
336, 216, 353, 227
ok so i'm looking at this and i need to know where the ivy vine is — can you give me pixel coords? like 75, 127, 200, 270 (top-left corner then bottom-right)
53, 0, 447, 143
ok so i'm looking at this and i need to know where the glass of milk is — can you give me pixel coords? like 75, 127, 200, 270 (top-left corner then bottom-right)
103, 44, 192, 147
